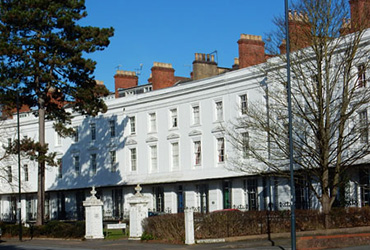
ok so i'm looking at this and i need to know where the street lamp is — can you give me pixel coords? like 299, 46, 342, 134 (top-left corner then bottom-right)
16, 91, 22, 241
284, 0, 296, 250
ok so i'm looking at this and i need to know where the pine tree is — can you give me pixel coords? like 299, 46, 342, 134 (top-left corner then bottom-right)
0, 0, 114, 225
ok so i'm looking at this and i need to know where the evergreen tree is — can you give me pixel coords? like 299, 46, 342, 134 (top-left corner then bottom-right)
0, 0, 114, 225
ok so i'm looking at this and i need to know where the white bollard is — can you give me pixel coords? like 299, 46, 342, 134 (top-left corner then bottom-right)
185, 208, 195, 245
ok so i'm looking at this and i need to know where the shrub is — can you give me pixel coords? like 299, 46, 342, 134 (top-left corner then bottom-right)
0, 221, 84, 239
142, 214, 184, 243
141, 207, 370, 242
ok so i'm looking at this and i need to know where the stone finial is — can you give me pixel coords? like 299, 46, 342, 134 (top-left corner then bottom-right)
134, 184, 143, 196
91, 186, 97, 197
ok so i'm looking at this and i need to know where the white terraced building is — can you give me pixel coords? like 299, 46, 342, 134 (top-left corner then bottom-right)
1, 2, 370, 223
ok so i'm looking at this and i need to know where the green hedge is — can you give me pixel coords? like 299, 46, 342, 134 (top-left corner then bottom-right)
142, 207, 370, 243
0, 221, 85, 239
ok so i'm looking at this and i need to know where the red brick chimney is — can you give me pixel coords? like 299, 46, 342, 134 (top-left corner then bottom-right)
349, 0, 370, 32
238, 34, 266, 69
279, 39, 287, 55
150, 62, 176, 90
288, 10, 311, 51
114, 70, 138, 98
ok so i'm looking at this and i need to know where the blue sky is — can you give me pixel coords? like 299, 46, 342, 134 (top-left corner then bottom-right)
81, 0, 285, 92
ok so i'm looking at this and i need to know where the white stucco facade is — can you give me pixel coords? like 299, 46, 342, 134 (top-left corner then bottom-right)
1, 28, 370, 223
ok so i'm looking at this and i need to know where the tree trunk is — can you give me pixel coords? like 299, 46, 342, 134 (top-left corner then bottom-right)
36, 105, 45, 226
322, 194, 331, 229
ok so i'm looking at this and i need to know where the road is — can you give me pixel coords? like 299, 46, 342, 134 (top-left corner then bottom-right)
1, 237, 370, 250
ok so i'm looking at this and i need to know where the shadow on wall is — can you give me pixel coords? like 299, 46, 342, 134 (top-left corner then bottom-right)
49, 114, 129, 190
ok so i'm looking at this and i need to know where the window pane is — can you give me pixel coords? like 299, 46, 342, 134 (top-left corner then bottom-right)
171, 109, 178, 128
240, 95, 247, 114
131, 148, 137, 171
58, 158, 63, 178
110, 151, 116, 172
91, 154, 97, 174
194, 141, 201, 165
193, 106, 200, 124
24, 164, 29, 182
151, 145, 157, 172
149, 113, 156, 132
91, 123, 96, 141
218, 138, 225, 162
110, 120, 115, 137
216, 101, 223, 121
74, 127, 79, 142
360, 110, 368, 143
242, 132, 250, 158
172, 142, 179, 169
7, 166, 12, 182
130, 117, 136, 134
74, 156, 80, 173
358, 64, 367, 88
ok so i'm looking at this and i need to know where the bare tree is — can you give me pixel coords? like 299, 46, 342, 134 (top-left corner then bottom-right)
225, 0, 370, 228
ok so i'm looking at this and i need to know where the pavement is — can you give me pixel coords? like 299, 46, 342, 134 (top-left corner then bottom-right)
1, 227, 370, 250
1, 237, 291, 250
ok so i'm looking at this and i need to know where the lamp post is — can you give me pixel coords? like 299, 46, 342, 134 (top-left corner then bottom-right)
284, 0, 296, 249
16, 91, 22, 241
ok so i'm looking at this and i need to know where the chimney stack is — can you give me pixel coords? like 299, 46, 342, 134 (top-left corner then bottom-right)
279, 39, 287, 55
288, 10, 311, 51
349, 0, 370, 32
232, 57, 239, 70
150, 62, 176, 90
114, 70, 138, 98
192, 53, 218, 80
238, 34, 266, 69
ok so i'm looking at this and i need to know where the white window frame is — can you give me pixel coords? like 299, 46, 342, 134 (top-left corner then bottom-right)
74, 126, 79, 143
171, 142, 180, 170
130, 148, 137, 171
358, 64, 367, 88
192, 105, 200, 125
170, 108, 178, 129
110, 150, 116, 172
109, 120, 116, 137
240, 94, 248, 115
91, 123, 96, 141
215, 101, 223, 121
91, 153, 97, 175
359, 109, 368, 143
74, 155, 80, 173
150, 145, 158, 172
24, 164, 29, 182
130, 116, 136, 135
194, 140, 202, 166
7, 166, 12, 182
58, 158, 63, 179
149, 113, 157, 133
242, 132, 250, 158
217, 138, 225, 163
